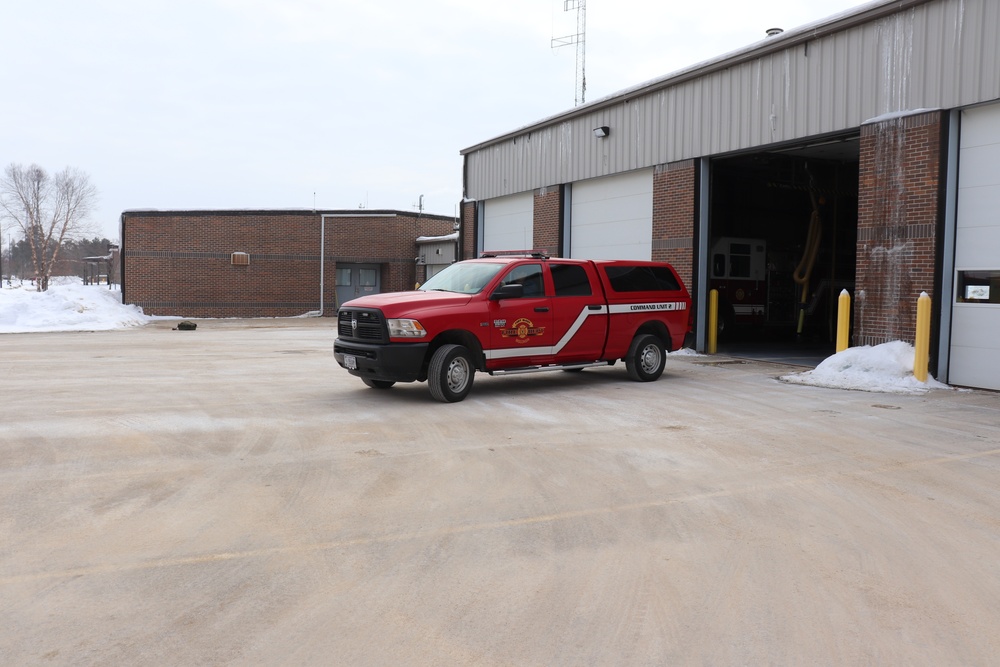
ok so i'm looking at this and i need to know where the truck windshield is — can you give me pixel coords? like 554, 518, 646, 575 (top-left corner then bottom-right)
418, 262, 505, 295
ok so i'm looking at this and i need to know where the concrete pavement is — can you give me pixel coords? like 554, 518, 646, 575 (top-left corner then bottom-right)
2, 319, 999, 665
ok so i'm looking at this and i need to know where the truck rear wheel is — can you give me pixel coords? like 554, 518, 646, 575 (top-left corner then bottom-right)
428, 344, 475, 403
362, 378, 395, 389
625, 334, 666, 382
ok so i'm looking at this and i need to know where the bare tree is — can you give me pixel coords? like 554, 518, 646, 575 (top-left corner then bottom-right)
0, 163, 98, 291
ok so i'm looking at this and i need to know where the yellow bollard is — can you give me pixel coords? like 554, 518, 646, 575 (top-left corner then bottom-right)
913, 291, 931, 383
836, 289, 851, 353
707, 289, 719, 355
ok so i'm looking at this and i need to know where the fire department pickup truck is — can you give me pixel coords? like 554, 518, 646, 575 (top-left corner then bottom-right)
333, 252, 691, 402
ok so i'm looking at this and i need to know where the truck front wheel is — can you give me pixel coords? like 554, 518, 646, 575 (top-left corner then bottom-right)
428, 344, 475, 402
625, 334, 666, 382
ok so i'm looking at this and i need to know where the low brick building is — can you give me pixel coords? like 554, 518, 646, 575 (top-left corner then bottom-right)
121, 209, 456, 318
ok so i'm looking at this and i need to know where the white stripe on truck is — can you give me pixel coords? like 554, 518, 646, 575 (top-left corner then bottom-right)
484, 302, 684, 361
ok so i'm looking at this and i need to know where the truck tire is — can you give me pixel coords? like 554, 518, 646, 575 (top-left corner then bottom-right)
362, 378, 395, 389
428, 344, 475, 403
625, 334, 666, 382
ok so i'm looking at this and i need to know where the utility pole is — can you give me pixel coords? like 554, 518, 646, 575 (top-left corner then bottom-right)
551, 0, 587, 106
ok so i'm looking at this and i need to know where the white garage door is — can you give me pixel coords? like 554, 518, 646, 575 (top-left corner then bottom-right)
482, 192, 533, 253
950, 102, 1000, 391
570, 169, 653, 260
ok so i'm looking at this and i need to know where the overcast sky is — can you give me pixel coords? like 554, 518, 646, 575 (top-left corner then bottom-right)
2, 0, 869, 240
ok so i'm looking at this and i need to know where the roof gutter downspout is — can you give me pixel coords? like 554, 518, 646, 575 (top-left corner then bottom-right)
319, 213, 330, 316
119, 212, 126, 304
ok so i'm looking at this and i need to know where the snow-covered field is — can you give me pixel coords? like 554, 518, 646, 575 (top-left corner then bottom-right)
0, 277, 154, 333
1, 277, 951, 394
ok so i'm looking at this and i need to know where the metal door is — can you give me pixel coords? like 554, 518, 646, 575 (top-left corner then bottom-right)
487, 262, 554, 368
336, 264, 380, 307
950, 103, 1000, 390
546, 261, 607, 361
570, 169, 653, 260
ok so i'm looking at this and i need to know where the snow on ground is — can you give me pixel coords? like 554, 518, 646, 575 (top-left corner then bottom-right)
669, 341, 948, 394
0, 277, 155, 333
668, 347, 703, 357
779, 340, 951, 395
1, 277, 952, 394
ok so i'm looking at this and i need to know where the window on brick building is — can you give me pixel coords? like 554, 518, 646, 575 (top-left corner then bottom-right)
359, 268, 378, 287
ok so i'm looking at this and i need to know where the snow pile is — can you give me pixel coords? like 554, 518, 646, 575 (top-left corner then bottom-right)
780, 341, 950, 394
0, 278, 153, 333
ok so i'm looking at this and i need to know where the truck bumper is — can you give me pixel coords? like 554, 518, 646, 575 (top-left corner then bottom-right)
334, 339, 429, 383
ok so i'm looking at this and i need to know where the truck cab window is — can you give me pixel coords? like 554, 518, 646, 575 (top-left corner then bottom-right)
501, 264, 545, 297
551, 264, 592, 296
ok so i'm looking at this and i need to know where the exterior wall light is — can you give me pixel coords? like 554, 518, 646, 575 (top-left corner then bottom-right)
593, 126, 610, 138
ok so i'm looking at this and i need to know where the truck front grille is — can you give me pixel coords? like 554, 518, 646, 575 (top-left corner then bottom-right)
338, 309, 387, 343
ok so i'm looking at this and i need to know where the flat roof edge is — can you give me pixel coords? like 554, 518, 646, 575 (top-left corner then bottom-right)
120, 208, 456, 222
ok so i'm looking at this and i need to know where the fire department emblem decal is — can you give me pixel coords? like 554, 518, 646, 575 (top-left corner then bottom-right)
500, 317, 545, 344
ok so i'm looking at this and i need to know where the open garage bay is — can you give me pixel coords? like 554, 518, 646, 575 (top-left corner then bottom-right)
1, 320, 999, 665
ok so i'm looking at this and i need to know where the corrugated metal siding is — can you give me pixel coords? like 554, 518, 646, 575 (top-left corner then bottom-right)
465, 0, 1000, 201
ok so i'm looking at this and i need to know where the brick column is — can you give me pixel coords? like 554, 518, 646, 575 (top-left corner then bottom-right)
652, 160, 696, 289
459, 200, 477, 260
855, 111, 944, 347
533, 186, 562, 257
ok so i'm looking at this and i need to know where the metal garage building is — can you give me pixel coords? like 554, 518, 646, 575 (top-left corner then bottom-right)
457, 0, 1000, 391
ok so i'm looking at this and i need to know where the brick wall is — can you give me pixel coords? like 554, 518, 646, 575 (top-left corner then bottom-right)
122, 210, 454, 317
652, 160, 696, 290
533, 186, 562, 257
855, 111, 944, 347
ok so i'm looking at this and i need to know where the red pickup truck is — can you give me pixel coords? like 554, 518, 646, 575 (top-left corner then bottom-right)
333, 252, 692, 402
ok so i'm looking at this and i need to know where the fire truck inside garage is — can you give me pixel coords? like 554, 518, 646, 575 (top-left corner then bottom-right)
708, 137, 860, 358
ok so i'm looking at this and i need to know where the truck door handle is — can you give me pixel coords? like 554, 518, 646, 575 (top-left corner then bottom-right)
534, 307, 549, 312
588, 305, 603, 311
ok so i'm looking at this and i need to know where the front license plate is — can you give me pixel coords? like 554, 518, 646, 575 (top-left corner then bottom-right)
344, 354, 357, 370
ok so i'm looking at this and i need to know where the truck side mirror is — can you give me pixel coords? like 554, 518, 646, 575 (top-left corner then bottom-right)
490, 283, 524, 300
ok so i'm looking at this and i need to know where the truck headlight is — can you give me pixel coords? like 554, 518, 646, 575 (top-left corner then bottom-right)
387, 318, 427, 338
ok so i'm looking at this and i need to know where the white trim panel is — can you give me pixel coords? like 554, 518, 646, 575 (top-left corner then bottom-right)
484, 301, 687, 361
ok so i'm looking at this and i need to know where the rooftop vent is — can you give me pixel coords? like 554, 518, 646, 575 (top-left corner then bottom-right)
766, 27, 784, 37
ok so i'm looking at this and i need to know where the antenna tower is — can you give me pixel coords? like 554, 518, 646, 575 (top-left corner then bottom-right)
551, 0, 586, 106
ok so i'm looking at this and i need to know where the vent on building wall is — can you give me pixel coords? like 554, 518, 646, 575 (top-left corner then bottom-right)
231, 252, 250, 266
